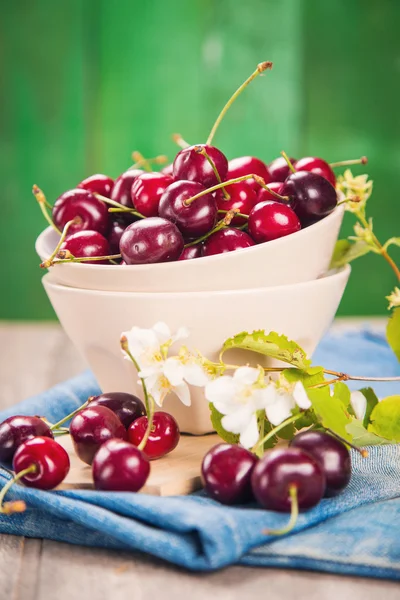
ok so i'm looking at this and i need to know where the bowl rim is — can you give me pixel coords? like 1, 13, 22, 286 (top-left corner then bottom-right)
36, 204, 345, 271
43, 264, 351, 298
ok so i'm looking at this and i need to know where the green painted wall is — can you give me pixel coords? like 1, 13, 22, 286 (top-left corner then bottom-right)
1, 0, 399, 319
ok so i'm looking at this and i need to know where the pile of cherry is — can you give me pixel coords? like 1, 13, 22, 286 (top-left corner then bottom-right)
0, 391, 355, 533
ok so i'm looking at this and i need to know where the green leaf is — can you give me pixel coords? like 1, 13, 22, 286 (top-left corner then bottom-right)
221, 331, 311, 369
383, 237, 400, 251
307, 385, 353, 441
330, 239, 371, 268
209, 403, 240, 445
368, 396, 400, 441
387, 307, 400, 362
261, 418, 278, 450
345, 419, 395, 446
358, 387, 379, 427
277, 421, 296, 440
333, 382, 351, 410
283, 366, 325, 387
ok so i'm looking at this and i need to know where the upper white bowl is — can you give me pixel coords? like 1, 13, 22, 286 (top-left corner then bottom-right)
36, 205, 344, 292
43, 264, 350, 435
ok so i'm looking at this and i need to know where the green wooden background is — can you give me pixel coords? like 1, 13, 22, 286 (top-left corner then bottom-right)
1, 0, 399, 319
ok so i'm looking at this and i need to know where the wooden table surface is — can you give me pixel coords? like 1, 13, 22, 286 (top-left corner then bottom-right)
0, 321, 398, 600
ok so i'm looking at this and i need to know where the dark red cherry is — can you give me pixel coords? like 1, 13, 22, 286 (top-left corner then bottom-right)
52, 189, 110, 236
178, 244, 202, 260
294, 157, 336, 187
248, 201, 301, 243
202, 228, 254, 257
131, 172, 174, 217
158, 180, 217, 238
0, 416, 53, 463
257, 181, 283, 203
280, 171, 338, 222
107, 218, 130, 255
60, 230, 110, 264
173, 145, 228, 188
13, 437, 70, 490
216, 182, 258, 225
70, 405, 127, 466
227, 156, 271, 192
251, 447, 326, 511
111, 169, 144, 208
120, 217, 184, 264
92, 439, 150, 492
128, 412, 180, 460
290, 430, 351, 496
161, 164, 174, 177
89, 392, 146, 429
268, 156, 297, 182
202, 443, 257, 505
78, 174, 114, 197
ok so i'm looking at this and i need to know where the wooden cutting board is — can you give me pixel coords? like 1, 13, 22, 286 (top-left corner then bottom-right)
57, 434, 221, 496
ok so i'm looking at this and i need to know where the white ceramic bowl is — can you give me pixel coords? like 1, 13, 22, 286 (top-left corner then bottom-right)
43, 265, 350, 434
36, 205, 344, 292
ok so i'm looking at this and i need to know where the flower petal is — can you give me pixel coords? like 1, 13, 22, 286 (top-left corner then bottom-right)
124, 327, 159, 358
183, 363, 210, 387
239, 414, 260, 449
152, 322, 172, 344
205, 376, 236, 405
233, 366, 260, 386
265, 392, 295, 426
221, 405, 253, 435
163, 357, 185, 386
174, 382, 191, 406
350, 391, 367, 421
172, 326, 190, 343
293, 381, 311, 409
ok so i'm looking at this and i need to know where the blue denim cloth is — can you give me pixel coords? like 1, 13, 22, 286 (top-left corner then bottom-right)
0, 331, 399, 578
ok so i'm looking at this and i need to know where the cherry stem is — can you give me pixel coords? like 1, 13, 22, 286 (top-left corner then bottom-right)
337, 197, 361, 207
312, 372, 400, 385
120, 337, 151, 417
172, 133, 190, 149
206, 61, 273, 146
40, 218, 81, 269
280, 151, 296, 174
252, 413, 303, 453
357, 213, 400, 281
49, 252, 122, 266
50, 401, 89, 430
131, 152, 168, 171
93, 193, 145, 219
263, 485, 299, 536
137, 396, 154, 452
330, 156, 368, 168
131, 151, 151, 172
32, 185, 62, 235
194, 146, 230, 199
0, 465, 37, 515
184, 211, 237, 247
218, 209, 249, 220
325, 428, 369, 457
184, 174, 289, 206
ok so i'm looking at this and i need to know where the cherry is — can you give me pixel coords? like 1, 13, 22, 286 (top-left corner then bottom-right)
294, 157, 336, 187
158, 180, 217, 238
111, 169, 144, 208
13, 437, 70, 490
178, 244, 202, 261
59, 230, 110, 264
202, 228, 254, 257
257, 181, 283, 203
107, 218, 130, 255
201, 443, 257, 505
120, 217, 184, 264
89, 392, 146, 429
92, 439, 150, 492
248, 201, 301, 243
161, 164, 174, 177
268, 156, 297, 182
78, 174, 114, 197
216, 182, 258, 225
128, 412, 180, 460
290, 430, 351, 496
280, 171, 337, 222
251, 447, 326, 512
131, 172, 173, 217
0, 416, 53, 463
70, 405, 127, 465
173, 145, 228, 188
227, 157, 271, 192
52, 189, 110, 236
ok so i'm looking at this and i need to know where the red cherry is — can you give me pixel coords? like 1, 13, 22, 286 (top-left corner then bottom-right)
0, 416, 53, 463
70, 405, 127, 465
52, 189, 110, 236
89, 392, 146, 429
257, 181, 283, 203
202, 228, 254, 257
92, 439, 150, 492
131, 172, 173, 217
179, 244, 202, 260
268, 156, 297, 182
294, 157, 336, 187
227, 156, 271, 192
78, 174, 114, 197
161, 164, 174, 177
173, 145, 228, 188
128, 412, 180, 460
107, 218, 130, 255
248, 201, 301, 243
216, 182, 258, 225
120, 217, 184, 264
280, 171, 337, 222
111, 169, 144, 208
13, 437, 70, 490
60, 230, 110, 264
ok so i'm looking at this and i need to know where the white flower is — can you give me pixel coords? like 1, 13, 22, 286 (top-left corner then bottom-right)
336, 169, 373, 214
205, 366, 271, 449
387, 286, 400, 310
350, 391, 367, 421
263, 380, 311, 426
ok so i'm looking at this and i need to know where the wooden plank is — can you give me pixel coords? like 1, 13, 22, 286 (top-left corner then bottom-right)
0, 534, 25, 597
14, 539, 42, 600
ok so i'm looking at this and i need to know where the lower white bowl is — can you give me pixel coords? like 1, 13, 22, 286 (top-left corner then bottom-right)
43, 265, 351, 434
